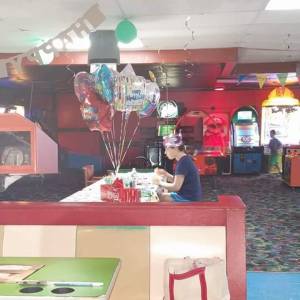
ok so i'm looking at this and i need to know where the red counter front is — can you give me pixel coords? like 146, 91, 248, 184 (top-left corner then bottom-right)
0, 195, 246, 300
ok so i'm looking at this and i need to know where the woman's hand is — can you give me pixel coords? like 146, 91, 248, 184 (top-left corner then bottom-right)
154, 167, 167, 177
151, 174, 161, 185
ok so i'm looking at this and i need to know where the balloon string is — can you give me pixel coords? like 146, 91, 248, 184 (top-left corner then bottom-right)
117, 111, 127, 168
119, 112, 129, 168
118, 112, 127, 169
101, 132, 115, 170
111, 111, 118, 168
105, 130, 117, 170
116, 112, 123, 169
104, 131, 116, 170
120, 117, 140, 165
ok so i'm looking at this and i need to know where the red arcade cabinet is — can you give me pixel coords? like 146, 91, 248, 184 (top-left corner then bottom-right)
177, 111, 230, 175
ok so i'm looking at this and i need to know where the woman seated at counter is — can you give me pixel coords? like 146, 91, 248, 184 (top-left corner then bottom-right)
152, 132, 202, 202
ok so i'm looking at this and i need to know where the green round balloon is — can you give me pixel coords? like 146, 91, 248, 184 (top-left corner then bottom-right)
115, 19, 137, 43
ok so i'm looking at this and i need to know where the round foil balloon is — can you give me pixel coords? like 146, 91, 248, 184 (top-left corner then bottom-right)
74, 72, 94, 104
80, 103, 99, 122
85, 120, 101, 132
87, 90, 113, 132
99, 64, 114, 103
157, 101, 178, 119
139, 101, 157, 118
138, 81, 160, 118
145, 81, 160, 106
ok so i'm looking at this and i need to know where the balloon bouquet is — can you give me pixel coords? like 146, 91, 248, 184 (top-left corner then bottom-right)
74, 64, 160, 173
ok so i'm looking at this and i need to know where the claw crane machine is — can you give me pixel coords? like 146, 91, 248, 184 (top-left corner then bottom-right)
231, 106, 263, 174
0, 112, 58, 191
261, 87, 300, 185
176, 111, 230, 175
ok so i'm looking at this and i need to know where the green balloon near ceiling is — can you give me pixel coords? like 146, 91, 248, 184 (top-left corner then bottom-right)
115, 19, 137, 43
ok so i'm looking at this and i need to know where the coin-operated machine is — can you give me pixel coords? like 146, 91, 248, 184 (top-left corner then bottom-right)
231, 106, 263, 174
177, 111, 230, 175
0, 113, 58, 191
282, 145, 300, 187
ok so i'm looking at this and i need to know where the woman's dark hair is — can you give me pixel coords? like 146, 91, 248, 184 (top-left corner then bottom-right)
178, 145, 185, 152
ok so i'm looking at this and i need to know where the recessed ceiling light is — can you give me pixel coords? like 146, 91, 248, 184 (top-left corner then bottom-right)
265, 0, 300, 10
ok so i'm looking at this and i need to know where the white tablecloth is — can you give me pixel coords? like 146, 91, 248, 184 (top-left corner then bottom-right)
60, 172, 158, 202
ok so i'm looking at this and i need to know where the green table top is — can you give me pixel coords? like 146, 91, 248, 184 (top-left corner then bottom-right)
0, 257, 120, 298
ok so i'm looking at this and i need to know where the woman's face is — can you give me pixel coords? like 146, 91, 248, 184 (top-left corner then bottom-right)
165, 147, 178, 160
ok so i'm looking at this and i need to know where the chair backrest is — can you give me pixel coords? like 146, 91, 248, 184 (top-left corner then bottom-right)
82, 164, 95, 186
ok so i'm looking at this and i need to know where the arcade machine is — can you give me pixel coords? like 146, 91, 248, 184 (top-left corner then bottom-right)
176, 111, 230, 175
282, 146, 300, 187
0, 113, 58, 191
261, 87, 300, 174
231, 106, 263, 174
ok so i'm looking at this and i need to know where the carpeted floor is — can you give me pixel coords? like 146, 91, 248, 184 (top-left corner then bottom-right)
202, 173, 300, 272
0, 172, 299, 272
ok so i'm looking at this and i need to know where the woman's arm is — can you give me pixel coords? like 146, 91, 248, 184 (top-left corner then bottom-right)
158, 175, 184, 192
154, 168, 174, 182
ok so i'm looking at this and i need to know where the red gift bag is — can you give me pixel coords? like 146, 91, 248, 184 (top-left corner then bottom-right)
100, 178, 124, 202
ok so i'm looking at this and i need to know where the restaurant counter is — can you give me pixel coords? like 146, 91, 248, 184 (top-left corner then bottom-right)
0, 196, 246, 300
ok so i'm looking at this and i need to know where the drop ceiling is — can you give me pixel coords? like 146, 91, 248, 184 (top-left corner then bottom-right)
1, 0, 300, 91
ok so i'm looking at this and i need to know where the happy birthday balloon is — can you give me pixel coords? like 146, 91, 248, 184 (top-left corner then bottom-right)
114, 75, 145, 112
74, 72, 94, 104
115, 19, 137, 44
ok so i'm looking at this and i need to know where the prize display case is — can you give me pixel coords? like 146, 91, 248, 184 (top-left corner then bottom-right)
0, 113, 58, 175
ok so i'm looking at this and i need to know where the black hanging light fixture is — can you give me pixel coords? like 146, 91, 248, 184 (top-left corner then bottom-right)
88, 30, 120, 65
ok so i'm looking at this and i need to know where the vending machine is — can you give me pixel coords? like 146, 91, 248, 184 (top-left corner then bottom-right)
231, 106, 263, 174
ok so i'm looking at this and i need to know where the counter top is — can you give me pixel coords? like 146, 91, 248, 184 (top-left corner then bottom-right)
0, 195, 245, 225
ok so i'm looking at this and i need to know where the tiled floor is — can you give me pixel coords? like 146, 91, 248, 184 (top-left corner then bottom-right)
247, 272, 300, 300
0, 172, 299, 272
